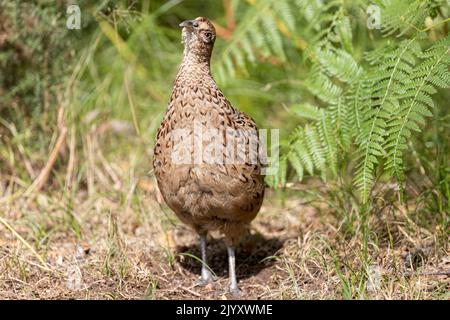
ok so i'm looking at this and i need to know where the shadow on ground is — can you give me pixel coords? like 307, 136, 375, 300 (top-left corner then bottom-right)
176, 233, 285, 280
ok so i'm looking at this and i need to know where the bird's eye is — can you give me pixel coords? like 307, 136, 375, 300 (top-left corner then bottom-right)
200, 30, 214, 43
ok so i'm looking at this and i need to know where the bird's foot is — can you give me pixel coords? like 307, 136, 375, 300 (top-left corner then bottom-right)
229, 286, 241, 298
196, 269, 215, 287
196, 277, 214, 287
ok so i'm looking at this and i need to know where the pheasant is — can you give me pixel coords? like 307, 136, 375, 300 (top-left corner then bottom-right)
153, 17, 265, 295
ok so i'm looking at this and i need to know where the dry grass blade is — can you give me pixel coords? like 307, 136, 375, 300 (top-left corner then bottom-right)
124, 68, 141, 136
24, 126, 68, 196
0, 216, 53, 272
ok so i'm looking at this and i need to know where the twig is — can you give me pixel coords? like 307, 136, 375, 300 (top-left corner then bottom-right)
419, 271, 450, 276
180, 286, 202, 297
24, 126, 67, 196
404, 271, 450, 277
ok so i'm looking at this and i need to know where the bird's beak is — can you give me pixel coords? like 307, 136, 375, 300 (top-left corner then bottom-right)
179, 20, 196, 28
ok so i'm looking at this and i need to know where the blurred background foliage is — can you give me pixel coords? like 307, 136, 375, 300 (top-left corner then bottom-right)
0, 0, 448, 220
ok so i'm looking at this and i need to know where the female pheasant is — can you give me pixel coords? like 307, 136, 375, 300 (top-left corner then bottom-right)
153, 17, 265, 295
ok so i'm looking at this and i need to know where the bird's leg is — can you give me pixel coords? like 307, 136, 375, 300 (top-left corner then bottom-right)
227, 245, 241, 296
197, 233, 214, 286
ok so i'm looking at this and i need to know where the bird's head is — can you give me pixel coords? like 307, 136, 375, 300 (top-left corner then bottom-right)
179, 17, 216, 61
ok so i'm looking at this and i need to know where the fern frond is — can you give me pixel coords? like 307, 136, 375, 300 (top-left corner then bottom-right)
290, 127, 315, 176
287, 150, 304, 181
315, 47, 362, 83
265, 152, 288, 188
347, 78, 368, 135
290, 103, 321, 120
304, 70, 342, 104
380, 0, 430, 37
385, 40, 450, 188
215, 0, 300, 82
317, 110, 338, 176
335, 15, 353, 53
329, 96, 352, 150
354, 39, 418, 202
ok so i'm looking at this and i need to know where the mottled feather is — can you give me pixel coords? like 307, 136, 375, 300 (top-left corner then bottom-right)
153, 17, 265, 246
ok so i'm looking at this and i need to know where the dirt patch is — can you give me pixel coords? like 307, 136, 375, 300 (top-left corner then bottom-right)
0, 189, 448, 300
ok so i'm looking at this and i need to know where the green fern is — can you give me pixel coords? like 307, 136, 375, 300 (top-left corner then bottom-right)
315, 47, 362, 84
385, 37, 450, 188
217, 0, 449, 204
354, 39, 421, 202
215, 0, 300, 82
303, 69, 343, 105
379, 0, 431, 36
317, 110, 338, 176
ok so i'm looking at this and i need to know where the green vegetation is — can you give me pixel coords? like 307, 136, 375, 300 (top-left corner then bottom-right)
0, 0, 448, 299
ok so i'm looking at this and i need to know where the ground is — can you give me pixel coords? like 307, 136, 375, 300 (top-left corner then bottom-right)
0, 179, 448, 300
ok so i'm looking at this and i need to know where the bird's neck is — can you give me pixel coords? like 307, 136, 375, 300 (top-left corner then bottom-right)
175, 54, 213, 85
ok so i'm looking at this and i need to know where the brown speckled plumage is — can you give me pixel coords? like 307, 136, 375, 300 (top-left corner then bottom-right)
153, 17, 265, 294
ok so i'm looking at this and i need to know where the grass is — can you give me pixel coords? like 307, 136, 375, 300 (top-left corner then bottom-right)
0, 0, 448, 300
0, 152, 448, 299
3, 132, 446, 300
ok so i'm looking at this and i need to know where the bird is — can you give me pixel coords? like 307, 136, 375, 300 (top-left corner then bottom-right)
153, 16, 265, 296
